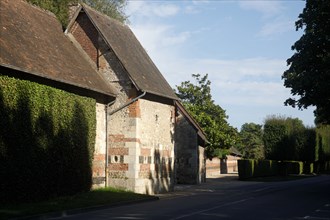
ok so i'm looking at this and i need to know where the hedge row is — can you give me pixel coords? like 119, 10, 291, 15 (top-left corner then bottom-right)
0, 75, 96, 203
237, 159, 326, 180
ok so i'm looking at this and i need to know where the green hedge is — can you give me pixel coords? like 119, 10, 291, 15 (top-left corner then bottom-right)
280, 161, 303, 175
0, 75, 96, 203
238, 159, 280, 180
238, 159, 315, 180
238, 159, 254, 180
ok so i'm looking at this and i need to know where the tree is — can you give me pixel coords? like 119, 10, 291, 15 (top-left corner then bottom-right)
263, 115, 307, 161
81, 0, 128, 24
27, 0, 128, 28
282, 0, 330, 125
237, 123, 264, 160
27, 0, 73, 27
175, 74, 238, 159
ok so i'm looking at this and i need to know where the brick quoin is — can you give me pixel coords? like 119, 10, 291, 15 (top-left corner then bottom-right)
109, 163, 128, 171
128, 100, 141, 118
93, 154, 105, 161
71, 12, 99, 65
140, 148, 151, 156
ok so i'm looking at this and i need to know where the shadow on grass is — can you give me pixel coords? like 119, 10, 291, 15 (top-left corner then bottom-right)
0, 187, 156, 220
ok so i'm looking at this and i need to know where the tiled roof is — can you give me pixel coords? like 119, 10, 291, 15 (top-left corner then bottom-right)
0, 0, 116, 97
80, 4, 178, 100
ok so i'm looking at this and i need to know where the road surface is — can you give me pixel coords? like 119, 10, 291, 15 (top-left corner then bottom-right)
53, 174, 330, 220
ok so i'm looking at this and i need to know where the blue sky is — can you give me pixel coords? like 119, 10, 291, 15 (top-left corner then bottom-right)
126, 0, 315, 130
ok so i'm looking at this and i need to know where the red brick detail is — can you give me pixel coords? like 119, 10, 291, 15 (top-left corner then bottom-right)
140, 164, 150, 172
109, 134, 125, 142
109, 135, 141, 143
162, 150, 171, 157
140, 148, 151, 156
109, 163, 128, 171
71, 13, 98, 65
93, 154, 105, 161
128, 99, 141, 118
92, 154, 105, 177
108, 148, 129, 155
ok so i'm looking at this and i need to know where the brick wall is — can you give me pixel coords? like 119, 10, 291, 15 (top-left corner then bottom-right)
70, 12, 99, 65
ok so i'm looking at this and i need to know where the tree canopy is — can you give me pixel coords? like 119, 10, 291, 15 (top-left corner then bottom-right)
175, 74, 238, 159
282, 0, 330, 125
27, 0, 128, 28
237, 123, 264, 160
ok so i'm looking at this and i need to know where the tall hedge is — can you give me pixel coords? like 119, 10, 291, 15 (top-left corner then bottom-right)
0, 75, 96, 203
263, 116, 318, 162
316, 125, 330, 161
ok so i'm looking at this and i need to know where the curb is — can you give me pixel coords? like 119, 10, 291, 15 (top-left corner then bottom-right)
12, 196, 159, 220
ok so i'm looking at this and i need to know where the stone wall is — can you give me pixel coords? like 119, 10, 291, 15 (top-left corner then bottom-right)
206, 157, 220, 177
138, 99, 175, 194
174, 115, 199, 184
69, 11, 175, 194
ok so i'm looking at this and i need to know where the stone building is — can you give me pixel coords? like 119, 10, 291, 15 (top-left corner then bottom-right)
66, 4, 181, 194
1, 0, 208, 195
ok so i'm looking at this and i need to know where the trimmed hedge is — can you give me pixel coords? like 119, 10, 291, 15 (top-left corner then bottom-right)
280, 161, 303, 175
238, 159, 319, 180
0, 75, 96, 203
238, 159, 279, 180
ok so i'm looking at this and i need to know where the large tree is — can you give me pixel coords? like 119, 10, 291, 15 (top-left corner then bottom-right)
27, 0, 128, 28
282, 0, 330, 125
175, 74, 238, 159
237, 123, 264, 160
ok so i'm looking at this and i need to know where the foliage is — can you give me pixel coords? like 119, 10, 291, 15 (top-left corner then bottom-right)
316, 125, 330, 161
282, 0, 330, 125
238, 159, 280, 180
81, 0, 128, 23
263, 115, 310, 161
280, 161, 303, 175
0, 75, 96, 204
237, 123, 264, 159
175, 74, 238, 159
238, 159, 313, 180
27, 0, 129, 28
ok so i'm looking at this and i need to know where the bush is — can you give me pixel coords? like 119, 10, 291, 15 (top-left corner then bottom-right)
280, 161, 303, 175
254, 160, 279, 177
238, 159, 254, 180
0, 75, 96, 204
238, 159, 279, 180
303, 162, 314, 174
316, 125, 330, 161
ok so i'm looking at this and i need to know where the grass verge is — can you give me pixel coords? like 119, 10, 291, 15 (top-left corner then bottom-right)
0, 187, 157, 220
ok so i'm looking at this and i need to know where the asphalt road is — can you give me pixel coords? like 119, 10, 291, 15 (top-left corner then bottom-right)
53, 175, 330, 220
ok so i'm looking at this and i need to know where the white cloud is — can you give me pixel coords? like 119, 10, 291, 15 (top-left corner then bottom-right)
258, 19, 294, 37
238, 1, 284, 18
127, 1, 179, 18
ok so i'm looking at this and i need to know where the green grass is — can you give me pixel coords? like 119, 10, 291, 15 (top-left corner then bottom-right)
0, 187, 157, 220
